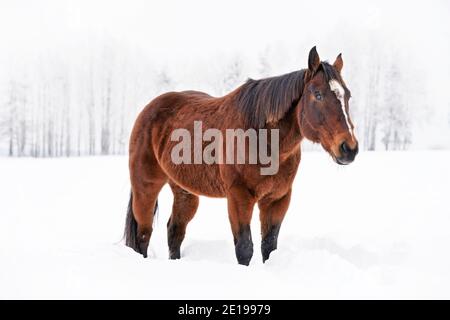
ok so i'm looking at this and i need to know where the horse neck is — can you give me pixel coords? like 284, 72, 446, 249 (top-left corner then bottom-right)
275, 102, 304, 156
276, 70, 309, 155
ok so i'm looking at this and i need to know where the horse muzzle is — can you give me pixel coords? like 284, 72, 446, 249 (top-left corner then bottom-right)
335, 141, 358, 165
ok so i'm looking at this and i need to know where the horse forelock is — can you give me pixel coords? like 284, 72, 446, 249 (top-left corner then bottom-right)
319, 61, 350, 96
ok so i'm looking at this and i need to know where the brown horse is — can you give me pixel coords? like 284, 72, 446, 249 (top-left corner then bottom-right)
124, 47, 358, 265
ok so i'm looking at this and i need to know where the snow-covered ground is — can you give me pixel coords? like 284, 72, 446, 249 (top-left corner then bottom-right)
1, 151, 449, 299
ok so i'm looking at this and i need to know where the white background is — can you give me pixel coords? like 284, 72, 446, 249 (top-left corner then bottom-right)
0, 0, 449, 299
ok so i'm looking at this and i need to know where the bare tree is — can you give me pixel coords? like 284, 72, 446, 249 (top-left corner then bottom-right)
363, 60, 380, 151
258, 47, 272, 77
87, 62, 96, 155
380, 61, 411, 150
222, 56, 244, 94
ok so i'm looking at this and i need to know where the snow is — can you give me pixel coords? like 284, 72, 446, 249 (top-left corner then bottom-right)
1, 151, 450, 299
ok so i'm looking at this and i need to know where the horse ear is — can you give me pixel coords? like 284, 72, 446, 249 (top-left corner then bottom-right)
308, 46, 320, 73
333, 53, 343, 72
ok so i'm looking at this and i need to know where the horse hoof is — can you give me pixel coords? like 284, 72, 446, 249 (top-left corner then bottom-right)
169, 250, 181, 260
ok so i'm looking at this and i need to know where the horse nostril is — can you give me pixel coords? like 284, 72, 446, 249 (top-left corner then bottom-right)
340, 142, 350, 155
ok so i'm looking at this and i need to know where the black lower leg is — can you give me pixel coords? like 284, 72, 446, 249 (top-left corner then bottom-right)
261, 224, 280, 263
137, 227, 152, 258
167, 222, 184, 259
235, 225, 253, 266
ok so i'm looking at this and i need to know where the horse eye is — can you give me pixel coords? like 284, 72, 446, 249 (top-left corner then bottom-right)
315, 92, 322, 101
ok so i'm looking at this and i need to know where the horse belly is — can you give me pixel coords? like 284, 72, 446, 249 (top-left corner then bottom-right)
164, 162, 226, 198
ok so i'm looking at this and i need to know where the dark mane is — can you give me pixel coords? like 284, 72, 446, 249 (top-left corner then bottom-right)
234, 62, 344, 128
235, 70, 307, 128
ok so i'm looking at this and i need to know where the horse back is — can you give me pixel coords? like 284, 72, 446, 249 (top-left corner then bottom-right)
130, 90, 230, 197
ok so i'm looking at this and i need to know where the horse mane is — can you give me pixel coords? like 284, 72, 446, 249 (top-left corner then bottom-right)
234, 62, 342, 128
234, 69, 307, 128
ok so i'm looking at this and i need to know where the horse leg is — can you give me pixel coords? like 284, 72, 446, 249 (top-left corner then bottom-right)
226, 186, 256, 266
130, 182, 165, 257
127, 146, 167, 257
258, 189, 291, 263
167, 183, 199, 259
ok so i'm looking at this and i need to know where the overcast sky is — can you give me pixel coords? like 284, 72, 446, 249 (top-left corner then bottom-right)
0, 0, 448, 60
0, 0, 449, 114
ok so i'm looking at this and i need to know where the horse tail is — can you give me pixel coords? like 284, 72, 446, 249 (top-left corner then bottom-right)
124, 191, 159, 251
124, 192, 138, 250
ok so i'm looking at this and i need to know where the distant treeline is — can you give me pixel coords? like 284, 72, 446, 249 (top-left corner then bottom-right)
0, 40, 425, 157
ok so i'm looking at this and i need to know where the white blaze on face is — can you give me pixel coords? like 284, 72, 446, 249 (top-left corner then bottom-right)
329, 79, 354, 140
